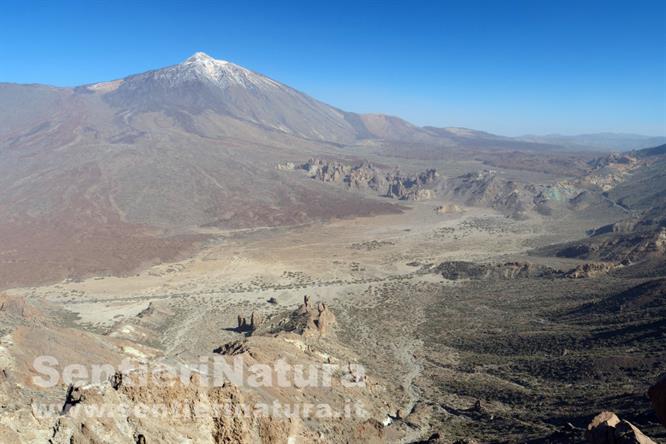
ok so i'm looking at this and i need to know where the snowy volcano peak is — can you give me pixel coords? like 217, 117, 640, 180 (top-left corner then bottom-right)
183, 51, 219, 64
103, 51, 354, 142
176, 51, 280, 89
182, 51, 232, 71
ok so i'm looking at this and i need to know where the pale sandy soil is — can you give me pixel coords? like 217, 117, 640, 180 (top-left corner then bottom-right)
8, 199, 595, 343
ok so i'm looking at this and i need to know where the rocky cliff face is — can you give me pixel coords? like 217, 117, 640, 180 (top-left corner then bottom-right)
386, 169, 438, 201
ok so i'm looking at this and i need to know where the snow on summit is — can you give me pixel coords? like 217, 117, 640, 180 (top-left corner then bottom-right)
173, 51, 281, 89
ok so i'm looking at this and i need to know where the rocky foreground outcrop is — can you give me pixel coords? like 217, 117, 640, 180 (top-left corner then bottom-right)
0, 295, 398, 443
48, 371, 322, 443
585, 411, 656, 444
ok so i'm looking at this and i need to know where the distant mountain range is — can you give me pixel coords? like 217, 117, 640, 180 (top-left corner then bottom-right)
517, 133, 666, 151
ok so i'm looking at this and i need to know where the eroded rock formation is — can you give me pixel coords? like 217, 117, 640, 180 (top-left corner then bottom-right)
235, 296, 336, 338
282, 158, 439, 201
297, 296, 337, 337
257, 295, 338, 338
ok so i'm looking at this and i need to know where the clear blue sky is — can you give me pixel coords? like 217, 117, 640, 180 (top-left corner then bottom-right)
1, 0, 664, 136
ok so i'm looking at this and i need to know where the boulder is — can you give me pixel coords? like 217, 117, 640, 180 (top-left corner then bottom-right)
585, 411, 656, 444
648, 374, 666, 427
586, 412, 621, 444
